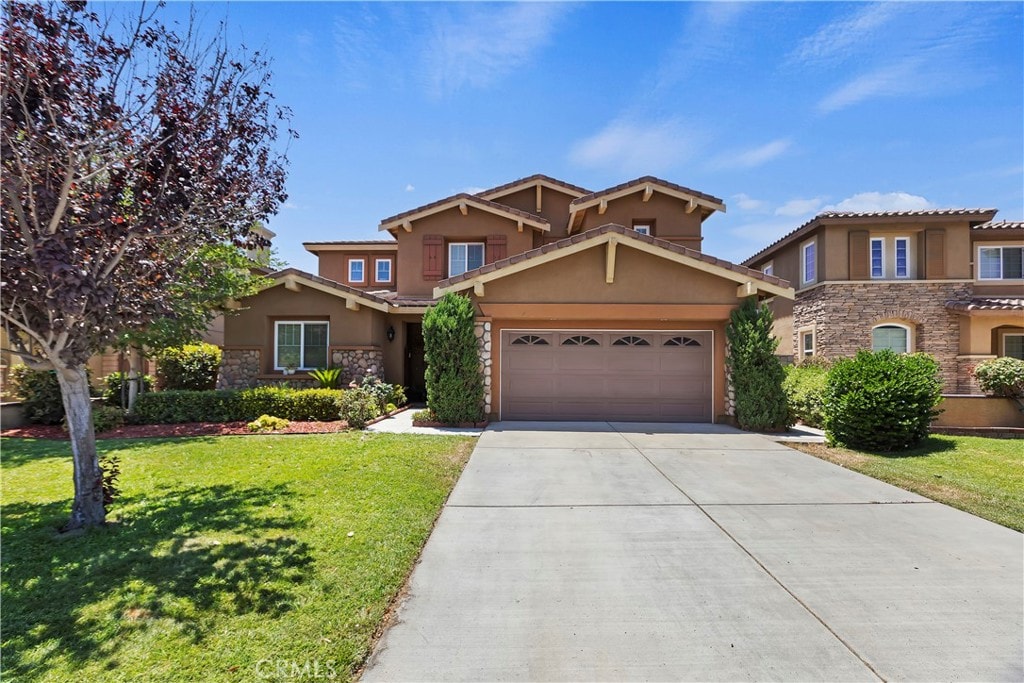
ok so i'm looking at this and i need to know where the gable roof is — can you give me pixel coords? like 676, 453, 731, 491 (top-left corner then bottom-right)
742, 208, 1000, 266
973, 220, 1023, 231
378, 193, 550, 234
262, 268, 393, 312
435, 223, 792, 299
303, 240, 398, 253
567, 176, 726, 233
475, 174, 591, 201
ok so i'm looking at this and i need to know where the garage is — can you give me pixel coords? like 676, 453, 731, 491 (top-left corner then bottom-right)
500, 329, 713, 422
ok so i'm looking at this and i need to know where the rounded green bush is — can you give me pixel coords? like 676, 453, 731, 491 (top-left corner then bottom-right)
782, 360, 830, 428
155, 343, 222, 391
973, 357, 1024, 398
823, 350, 942, 451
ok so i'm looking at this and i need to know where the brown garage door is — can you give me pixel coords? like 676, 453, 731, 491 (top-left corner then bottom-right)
501, 330, 713, 422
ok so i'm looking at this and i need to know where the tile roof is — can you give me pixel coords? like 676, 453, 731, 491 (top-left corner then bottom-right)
438, 223, 790, 290
378, 192, 549, 228
973, 220, 1024, 231
742, 208, 1000, 266
303, 240, 398, 245
270, 268, 392, 305
569, 175, 724, 208
475, 174, 592, 198
945, 297, 1024, 312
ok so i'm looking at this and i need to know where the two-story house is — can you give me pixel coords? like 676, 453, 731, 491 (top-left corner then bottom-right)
741, 211, 1023, 393
218, 175, 793, 422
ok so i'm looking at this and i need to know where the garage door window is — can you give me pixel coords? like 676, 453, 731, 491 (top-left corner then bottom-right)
664, 336, 702, 347
612, 335, 650, 346
562, 335, 600, 346
511, 334, 549, 345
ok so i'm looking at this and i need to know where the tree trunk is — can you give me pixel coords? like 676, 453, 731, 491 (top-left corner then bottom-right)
127, 345, 143, 412
54, 363, 105, 529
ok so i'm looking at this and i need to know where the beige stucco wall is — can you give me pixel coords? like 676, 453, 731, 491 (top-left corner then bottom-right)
478, 244, 743, 305
395, 207, 537, 296
484, 186, 575, 242
317, 251, 397, 289
933, 396, 1024, 428
958, 314, 1024, 355
576, 193, 704, 247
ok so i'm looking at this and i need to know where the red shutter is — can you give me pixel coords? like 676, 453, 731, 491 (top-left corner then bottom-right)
849, 230, 869, 280
423, 235, 444, 280
486, 234, 508, 264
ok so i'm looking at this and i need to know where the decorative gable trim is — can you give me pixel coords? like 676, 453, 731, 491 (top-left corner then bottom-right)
378, 193, 550, 234
567, 176, 726, 234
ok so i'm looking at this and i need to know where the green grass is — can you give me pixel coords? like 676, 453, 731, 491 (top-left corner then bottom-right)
792, 436, 1024, 531
1, 433, 474, 682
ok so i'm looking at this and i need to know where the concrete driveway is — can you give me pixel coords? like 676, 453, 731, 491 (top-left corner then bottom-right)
362, 422, 1024, 682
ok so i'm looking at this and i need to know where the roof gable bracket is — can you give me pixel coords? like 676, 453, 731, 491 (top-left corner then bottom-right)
459, 201, 468, 216
284, 276, 302, 292
346, 298, 360, 311
737, 281, 758, 298
642, 185, 653, 202
536, 184, 542, 213
606, 238, 617, 284
598, 198, 608, 215
402, 220, 412, 233
686, 199, 698, 214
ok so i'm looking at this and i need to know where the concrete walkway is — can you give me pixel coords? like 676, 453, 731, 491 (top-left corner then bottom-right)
366, 408, 486, 436
362, 422, 1024, 682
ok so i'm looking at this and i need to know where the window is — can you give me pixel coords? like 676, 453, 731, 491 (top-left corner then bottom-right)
762, 262, 774, 277
1004, 334, 1024, 360
872, 324, 909, 353
799, 330, 814, 358
801, 241, 816, 285
978, 246, 1024, 280
449, 243, 485, 277
375, 258, 392, 283
348, 259, 365, 283
562, 335, 600, 346
275, 321, 328, 370
510, 334, 549, 346
664, 336, 702, 347
612, 335, 650, 346
895, 237, 909, 278
632, 221, 652, 236
870, 238, 884, 278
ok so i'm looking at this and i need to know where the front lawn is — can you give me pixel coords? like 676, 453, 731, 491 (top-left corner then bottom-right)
1, 433, 475, 682
792, 436, 1023, 532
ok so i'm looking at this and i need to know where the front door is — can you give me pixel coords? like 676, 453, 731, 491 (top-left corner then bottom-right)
404, 322, 427, 402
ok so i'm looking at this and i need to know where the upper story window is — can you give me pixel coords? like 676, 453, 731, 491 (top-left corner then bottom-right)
275, 321, 328, 370
870, 238, 884, 278
375, 258, 392, 283
978, 245, 1024, 280
801, 240, 816, 285
449, 243, 485, 277
632, 221, 653, 236
872, 324, 910, 354
762, 262, 774, 277
871, 235, 911, 279
895, 237, 909, 278
348, 258, 365, 283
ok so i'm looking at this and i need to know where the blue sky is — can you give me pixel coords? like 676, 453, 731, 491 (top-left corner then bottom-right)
168, 1, 1023, 271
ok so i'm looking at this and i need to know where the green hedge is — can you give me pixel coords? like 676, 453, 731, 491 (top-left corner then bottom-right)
155, 343, 222, 391
973, 357, 1024, 398
782, 360, 830, 428
132, 387, 343, 424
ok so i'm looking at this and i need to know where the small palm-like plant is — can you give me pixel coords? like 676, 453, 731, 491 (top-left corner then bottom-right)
309, 367, 342, 389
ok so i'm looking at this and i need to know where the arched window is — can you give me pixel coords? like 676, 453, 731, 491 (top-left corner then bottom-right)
562, 335, 600, 346
664, 336, 702, 347
510, 334, 549, 346
612, 335, 650, 346
872, 324, 910, 353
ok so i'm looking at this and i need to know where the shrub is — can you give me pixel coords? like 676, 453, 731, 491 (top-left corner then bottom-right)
973, 357, 1024, 398
782, 360, 830, 428
423, 293, 484, 424
823, 350, 943, 452
339, 387, 379, 430
247, 414, 290, 432
8, 366, 64, 425
132, 390, 241, 424
309, 367, 342, 389
357, 377, 406, 416
287, 388, 343, 421
411, 408, 435, 423
102, 371, 155, 407
237, 386, 296, 420
725, 298, 791, 431
100, 453, 121, 512
155, 343, 222, 390
91, 405, 125, 433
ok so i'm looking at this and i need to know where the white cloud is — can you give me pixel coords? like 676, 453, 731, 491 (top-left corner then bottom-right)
775, 197, 825, 217
790, 3, 903, 66
823, 192, 933, 213
569, 118, 703, 174
423, 3, 573, 97
461, 186, 487, 195
713, 139, 791, 170
404, 184, 415, 192
817, 58, 925, 113
282, 201, 301, 210
733, 193, 769, 213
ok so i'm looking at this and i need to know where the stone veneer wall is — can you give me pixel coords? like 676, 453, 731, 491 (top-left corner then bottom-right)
955, 355, 996, 395
330, 347, 384, 385
218, 348, 261, 389
793, 281, 971, 392
475, 321, 492, 416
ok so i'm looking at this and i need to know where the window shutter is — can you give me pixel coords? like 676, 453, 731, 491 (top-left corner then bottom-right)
486, 234, 508, 264
849, 230, 869, 279
925, 229, 945, 279
423, 235, 444, 280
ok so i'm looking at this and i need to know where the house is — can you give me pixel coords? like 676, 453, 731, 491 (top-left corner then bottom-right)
219, 175, 793, 422
741, 212, 1024, 394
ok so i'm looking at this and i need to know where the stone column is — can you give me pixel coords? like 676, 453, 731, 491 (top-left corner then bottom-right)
475, 321, 492, 417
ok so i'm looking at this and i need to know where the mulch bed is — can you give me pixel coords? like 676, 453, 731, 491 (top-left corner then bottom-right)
1, 420, 350, 440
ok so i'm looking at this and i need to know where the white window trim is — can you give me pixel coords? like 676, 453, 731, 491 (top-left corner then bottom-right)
798, 328, 815, 358
375, 258, 392, 283
871, 322, 912, 354
1003, 332, 1024, 359
274, 321, 329, 371
633, 223, 652, 236
894, 236, 911, 279
762, 261, 774, 277
977, 244, 1024, 281
801, 240, 817, 285
448, 242, 485, 278
348, 258, 365, 283
870, 237, 885, 279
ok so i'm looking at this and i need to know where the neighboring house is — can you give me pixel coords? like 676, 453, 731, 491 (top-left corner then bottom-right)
742, 212, 1023, 393
219, 174, 793, 422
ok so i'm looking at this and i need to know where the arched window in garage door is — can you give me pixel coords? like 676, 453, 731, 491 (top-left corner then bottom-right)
561, 335, 600, 346
664, 336, 703, 347
510, 334, 550, 346
612, 335, 651, 346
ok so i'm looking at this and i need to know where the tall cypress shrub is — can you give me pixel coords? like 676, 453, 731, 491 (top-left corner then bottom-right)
725, 297, 790, 431
422, 293, 484, 424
